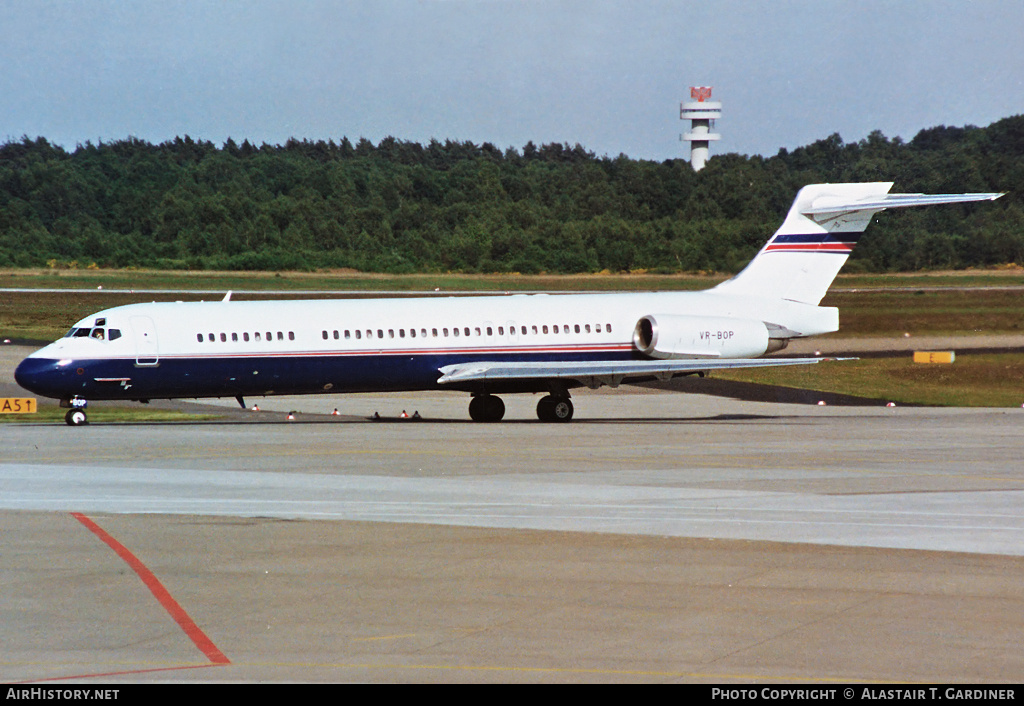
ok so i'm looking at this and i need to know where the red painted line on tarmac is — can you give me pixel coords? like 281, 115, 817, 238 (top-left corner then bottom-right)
70, 512, 230, 666
10, 663, 222, 684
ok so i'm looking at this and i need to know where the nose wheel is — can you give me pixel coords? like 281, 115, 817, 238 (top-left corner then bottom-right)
64, 409, 88, 426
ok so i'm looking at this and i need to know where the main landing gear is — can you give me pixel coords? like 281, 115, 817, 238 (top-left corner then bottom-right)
536, 394, 573, 423
468, 394, 505, 422
467, 393, 574, 423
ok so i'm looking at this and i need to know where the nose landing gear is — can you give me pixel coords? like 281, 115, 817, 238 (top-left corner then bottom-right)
64, 408, 88, 426
63, 399, 89, 426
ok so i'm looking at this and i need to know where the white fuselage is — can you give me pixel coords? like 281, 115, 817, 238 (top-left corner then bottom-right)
15, 290, 837, 402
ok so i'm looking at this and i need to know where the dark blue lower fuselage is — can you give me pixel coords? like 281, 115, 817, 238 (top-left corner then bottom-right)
15, 349, 631, 402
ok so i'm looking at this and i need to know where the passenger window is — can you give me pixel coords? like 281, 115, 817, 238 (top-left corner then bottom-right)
266, 332, 272, 340
607, 323, 612, 332
343, 330, 349, 339
521, 326, 527, 335
400, 329, 406, 338
355, 330, 361, 339
421, 329, 427, 338
486, 327, 493, 336
232, 333, 238, 342
322, 331, 328, 340
388, 329, 394, 339
244, 332, 250, 342
220, 333, 227, 342
288, 332, 294, 341
464, 327, 470, 336
531, 326, 538, 334
443, 328, 448, 337
377, 330, 383, 339
277, 332, 283, 341
498, 326, 504, 335
475, 327, 481, 336
432, 328, 438, 337
542, 325, 548, 334
209, 333, 215, 342
574, 325, 580, 333
596, 324, 602, 333
585, 325, 591, 333
197, 334, 203, 343
255, 332, 261, 341
553, 325, 559, 334
453, 328, 459, 337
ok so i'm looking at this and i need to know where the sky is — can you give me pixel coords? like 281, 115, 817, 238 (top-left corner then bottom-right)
1, 0, 1022, 161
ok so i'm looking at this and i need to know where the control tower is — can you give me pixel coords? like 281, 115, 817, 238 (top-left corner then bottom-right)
680, 86, 721, 171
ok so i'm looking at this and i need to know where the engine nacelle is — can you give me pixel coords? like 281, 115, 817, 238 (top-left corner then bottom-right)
632, 314, 772, 359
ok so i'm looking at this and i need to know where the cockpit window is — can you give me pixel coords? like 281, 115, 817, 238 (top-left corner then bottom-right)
65, 326, 120, 341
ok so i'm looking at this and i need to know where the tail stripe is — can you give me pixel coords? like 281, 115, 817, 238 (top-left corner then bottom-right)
764, 242, 853, 254
765, 232, 861, 254
770, 233, 863, 244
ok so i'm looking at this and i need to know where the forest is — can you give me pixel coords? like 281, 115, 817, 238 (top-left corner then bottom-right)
1, 115, 1022, 274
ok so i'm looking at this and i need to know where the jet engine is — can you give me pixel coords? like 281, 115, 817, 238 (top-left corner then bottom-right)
632, 314, 781, 359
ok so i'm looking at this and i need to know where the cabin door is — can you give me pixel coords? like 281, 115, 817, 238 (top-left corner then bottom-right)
130, 315, 160, 366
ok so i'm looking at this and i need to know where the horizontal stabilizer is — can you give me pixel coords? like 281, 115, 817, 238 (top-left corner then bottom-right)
803, 192, 1003, 219
438, 357, 841, 389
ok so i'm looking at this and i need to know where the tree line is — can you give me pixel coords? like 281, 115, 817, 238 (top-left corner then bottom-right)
0, 116, 1021, 274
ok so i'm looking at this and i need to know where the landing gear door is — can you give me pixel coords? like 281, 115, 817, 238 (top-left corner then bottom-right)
130, 315, 160, 366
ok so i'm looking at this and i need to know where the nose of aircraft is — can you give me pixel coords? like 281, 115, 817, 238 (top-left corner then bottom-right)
14, 356, 68, 398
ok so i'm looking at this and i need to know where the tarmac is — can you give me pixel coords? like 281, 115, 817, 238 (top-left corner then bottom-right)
2, 341, 1024, 683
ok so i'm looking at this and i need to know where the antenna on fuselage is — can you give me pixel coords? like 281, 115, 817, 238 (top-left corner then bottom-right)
222, 291, 232, 302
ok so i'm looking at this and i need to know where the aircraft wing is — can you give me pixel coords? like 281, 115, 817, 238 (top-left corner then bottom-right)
437, 356, 838, 389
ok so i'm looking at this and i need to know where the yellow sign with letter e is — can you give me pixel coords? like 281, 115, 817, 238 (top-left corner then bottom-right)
0, 398, 38, 413
913, 351, 955, 364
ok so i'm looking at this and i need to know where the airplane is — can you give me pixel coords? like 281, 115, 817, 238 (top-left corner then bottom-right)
14, 182, 1002, 426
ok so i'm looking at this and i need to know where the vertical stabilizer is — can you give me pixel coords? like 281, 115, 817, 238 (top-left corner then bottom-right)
715, 182, 892, 305
714, 183, 1003, 306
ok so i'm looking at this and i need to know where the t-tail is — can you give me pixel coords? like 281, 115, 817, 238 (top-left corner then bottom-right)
714, 182, 1004, 306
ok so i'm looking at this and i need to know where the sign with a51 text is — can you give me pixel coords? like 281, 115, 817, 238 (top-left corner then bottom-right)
0, 398, 37, 414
